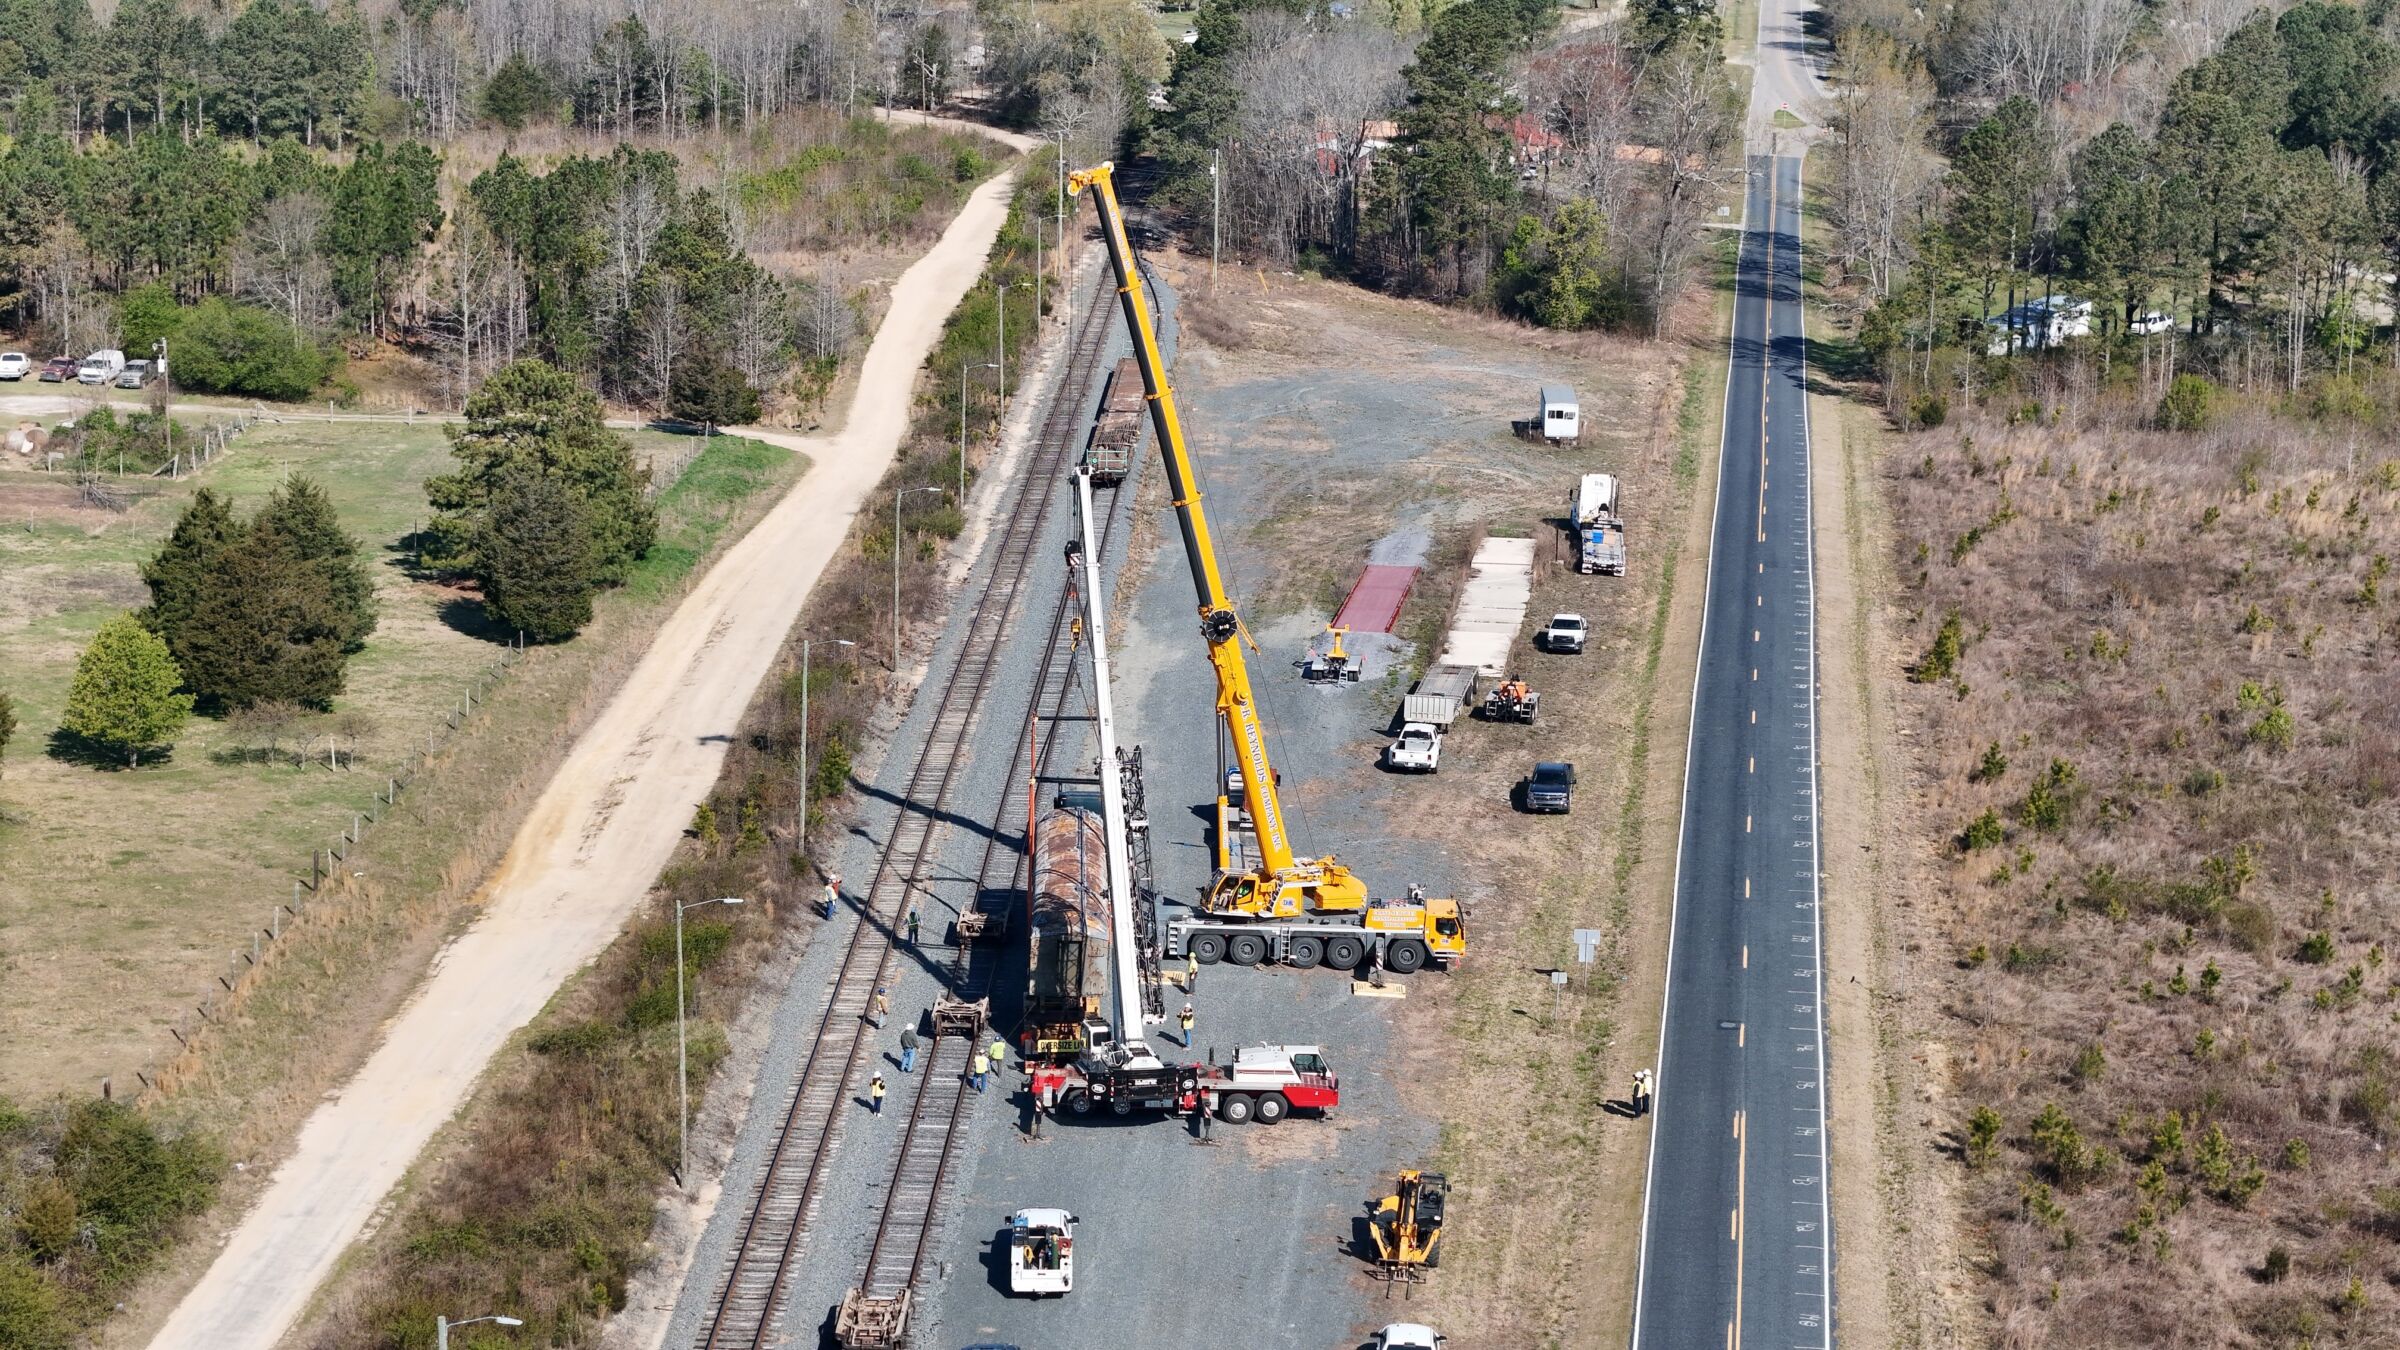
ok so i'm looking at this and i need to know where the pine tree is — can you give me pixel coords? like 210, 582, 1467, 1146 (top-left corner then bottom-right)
426, 360, 656, 582
62, 614, 194, 767
177, 525, 349, 710
254, 473, 377, 651
668, 352, 762, 431
140, 487, 239, 659
480, 466, 597, 642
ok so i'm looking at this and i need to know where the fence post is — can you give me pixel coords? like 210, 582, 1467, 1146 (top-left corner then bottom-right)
270, 906, 279, 940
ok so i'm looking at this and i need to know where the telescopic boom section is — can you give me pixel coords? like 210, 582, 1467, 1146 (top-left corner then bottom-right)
1071, 161, 1296, 876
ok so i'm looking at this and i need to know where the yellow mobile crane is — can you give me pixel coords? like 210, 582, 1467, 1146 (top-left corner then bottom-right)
1070, 162, 1465, 975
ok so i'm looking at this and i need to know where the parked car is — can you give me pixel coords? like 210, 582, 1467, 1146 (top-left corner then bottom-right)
0, 352, 28, 380
39, 356, 77, 382
1006, 1208, 1075, 1296
1522, 761, 1576, 814
76, 348, 126, 384
1536, 612, 1589, 654
114, 359, 152, 389
2128, 310, 2174, 336
1375, 1327, 1447, 1350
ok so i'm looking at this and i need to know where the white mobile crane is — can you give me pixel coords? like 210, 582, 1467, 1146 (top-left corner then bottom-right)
1069, 162, 1465, 975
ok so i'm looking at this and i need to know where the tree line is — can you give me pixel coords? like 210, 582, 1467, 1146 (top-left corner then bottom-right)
1828, 0, 2400, 406
1138, 0, 1739, 333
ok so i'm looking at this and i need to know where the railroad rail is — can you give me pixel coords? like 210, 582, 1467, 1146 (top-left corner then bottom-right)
835, 249, 1174, 1348
695, 258, 1127, 1350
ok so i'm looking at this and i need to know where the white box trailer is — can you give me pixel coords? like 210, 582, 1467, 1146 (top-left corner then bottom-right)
1535, 385, 1580, 444
1572, 473, 1625, 576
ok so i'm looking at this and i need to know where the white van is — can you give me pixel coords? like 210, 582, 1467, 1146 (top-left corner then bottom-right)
77, 349, 126, 385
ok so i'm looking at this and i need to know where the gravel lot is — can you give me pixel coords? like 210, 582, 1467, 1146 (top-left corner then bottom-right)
665, 251, 1669, 1350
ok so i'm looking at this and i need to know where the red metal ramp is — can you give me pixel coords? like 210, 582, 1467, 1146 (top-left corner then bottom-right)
1333, 564, 1419, 634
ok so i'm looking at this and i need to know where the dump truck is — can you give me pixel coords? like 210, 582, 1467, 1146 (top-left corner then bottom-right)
1573, 472, 1626, 576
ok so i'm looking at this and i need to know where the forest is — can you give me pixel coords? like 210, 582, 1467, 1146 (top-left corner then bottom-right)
1826, 0, 2400, 411
1147, 0, 1743, 333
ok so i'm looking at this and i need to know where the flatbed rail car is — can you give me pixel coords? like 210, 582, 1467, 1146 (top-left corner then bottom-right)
1084, 357, 1144, 483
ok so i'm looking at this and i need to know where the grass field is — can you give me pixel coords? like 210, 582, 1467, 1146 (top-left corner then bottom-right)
0, 422, 801, 1104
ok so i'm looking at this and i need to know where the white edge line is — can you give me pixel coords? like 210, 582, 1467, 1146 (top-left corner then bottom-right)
1790, 150, 1836, 1350
1627, 152, 1760, 1350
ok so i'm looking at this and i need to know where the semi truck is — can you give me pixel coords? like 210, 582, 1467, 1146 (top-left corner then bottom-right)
1572, 472, 1626, 576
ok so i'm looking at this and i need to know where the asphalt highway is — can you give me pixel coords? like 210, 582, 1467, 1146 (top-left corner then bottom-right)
1631, 154, 1833, 1350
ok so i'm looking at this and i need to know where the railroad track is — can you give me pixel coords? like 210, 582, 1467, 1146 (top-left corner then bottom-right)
694, 261, 1126, 1350
841, 248, 1173, 1334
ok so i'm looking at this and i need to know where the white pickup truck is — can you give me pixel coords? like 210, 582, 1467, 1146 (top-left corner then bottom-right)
1385, 722, 1442, 773
1537, 613, 1589, 654
1007, 1208, 1076, 1295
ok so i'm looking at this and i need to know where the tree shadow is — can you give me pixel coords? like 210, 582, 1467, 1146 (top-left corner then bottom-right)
437, 594, 517, 646
45, 726, 165, 770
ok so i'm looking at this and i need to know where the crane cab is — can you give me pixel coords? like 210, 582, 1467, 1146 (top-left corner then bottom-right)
1204, 863, 1370, 919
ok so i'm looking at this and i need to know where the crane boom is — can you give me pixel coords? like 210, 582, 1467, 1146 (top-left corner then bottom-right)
1069, 465, 1152, 1042
1071, 161, 1367, 919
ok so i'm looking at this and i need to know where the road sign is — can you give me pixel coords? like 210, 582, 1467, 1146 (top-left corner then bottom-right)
1571, 928, 1603, 964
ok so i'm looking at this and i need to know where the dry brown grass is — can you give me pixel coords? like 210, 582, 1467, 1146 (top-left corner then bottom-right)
1883, 390, 2400, 1347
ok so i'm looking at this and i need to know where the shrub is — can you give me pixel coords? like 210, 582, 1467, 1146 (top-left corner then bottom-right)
2071, 1041, 2107, 1084
165, 298, 337, 401
1962, 809, 2005, 851
1970, 742, 2008, 783
2263, 1244, 2291, 1282
812, 730, 853, 799
1913, 610, 1965, 682
0, 1253, 71, 1350
1967, 1105, 2003, 1167
2032, 1102, 2098, 1186
2249, 706, 2295, 750
2157, 373, 2215, 431
2282, 1137, 2310, 1170
2297, 931, 2335, 964
1910, 393, 1948, 429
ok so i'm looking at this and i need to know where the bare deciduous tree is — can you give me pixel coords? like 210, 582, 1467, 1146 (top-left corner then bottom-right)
1827, 33, 1941, 296
1635, 50, 1742, 336
234, 193, 336, 333
636, 272, 686, 411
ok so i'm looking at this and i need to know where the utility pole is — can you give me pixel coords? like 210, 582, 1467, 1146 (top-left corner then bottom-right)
1210, 148, 1223, 290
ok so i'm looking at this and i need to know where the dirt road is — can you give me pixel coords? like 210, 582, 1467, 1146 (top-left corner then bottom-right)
148, 160, 1028, 1350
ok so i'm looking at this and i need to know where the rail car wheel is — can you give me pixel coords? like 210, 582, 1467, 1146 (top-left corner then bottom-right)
1285, 936, 1324, 969
1227, 934, 1269, 966
1189, 933, 1227, 964
1324, 935, 1367, 970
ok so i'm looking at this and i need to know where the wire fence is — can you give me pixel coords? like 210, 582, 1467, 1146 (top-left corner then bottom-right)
134, 636, 528, 1101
